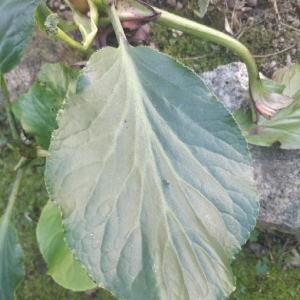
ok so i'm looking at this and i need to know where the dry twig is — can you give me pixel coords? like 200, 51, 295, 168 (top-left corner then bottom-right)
253, 43, 297, 58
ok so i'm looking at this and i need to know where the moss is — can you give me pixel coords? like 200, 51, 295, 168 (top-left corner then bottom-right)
150, 23, 235, 74
238, 26, 293, 76
239, 26, 275, 56
230, 238, 300, 299
294, 52, 300, 65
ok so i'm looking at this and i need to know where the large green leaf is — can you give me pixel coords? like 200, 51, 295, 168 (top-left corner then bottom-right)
12, 63, 79, 149
0, 0, 44, 74
0, 214, 24, 300
234, 66, 300, 149
45, 42, 258, 299
36, 200, 96, 291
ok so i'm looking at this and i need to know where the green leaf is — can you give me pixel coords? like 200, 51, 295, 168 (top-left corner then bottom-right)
34, 3, 53, 34
234, 67, 300, 149
0, 0, 44, 74
45, 43, 258, 299
36, 200, 96, 291
198, 0, 210, 18
116, 0, 160, 20
261, 78, 285, 94
272, 64, 300, 97
12, 63, 79, 149
64, 0, 99, 50
0, 214, 24, 300
73, 10, 98, 48
248, 228, 260, 243
255, 257, 269, 274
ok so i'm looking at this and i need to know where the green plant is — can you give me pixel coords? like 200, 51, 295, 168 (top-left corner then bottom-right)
248, 228, 260, 243
0, 1, 299, 299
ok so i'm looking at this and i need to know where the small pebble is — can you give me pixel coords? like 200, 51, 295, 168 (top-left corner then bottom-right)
10, 80, 18, 89
167, 0, 177, 7
246, 0, 257, 6
291, 48, 297, 55
176, 2, 183, 10
272, 40, 278, 48
292, 19, 300, 28
269, 61, 277, 68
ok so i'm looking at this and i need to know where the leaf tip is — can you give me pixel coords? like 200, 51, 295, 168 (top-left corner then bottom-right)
254, 92, 294, 119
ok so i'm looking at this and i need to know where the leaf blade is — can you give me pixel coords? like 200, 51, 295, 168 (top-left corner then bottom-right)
46, 44, 258, 299
235, 67, 300, 149
272, 64, 300, 97
36, 200, 96, 291
198, 0, 210, 18
0, 0, 44, 74
0, 214, 24, 300
12, 63, 79, 149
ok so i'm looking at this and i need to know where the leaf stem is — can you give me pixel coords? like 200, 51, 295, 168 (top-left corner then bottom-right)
104, 0, 127, 45
0, 75, 21, 141
52, 26, 89, 51
152, 8, 259, 122
4, 164, 26, 220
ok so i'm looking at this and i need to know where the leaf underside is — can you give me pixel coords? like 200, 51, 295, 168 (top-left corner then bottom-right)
36, 200, 96, 291
0, 215, 24, 300
45, 42, 258, 300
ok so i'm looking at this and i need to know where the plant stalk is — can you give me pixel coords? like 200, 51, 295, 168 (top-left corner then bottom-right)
4, 164, 26, 219
56, 28, 89, 51
0, 75, 21, 141
152, 8, 259, 121
104, 0, 127, 45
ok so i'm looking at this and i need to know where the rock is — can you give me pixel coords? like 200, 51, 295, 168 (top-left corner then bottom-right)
201, 62, 300, 235
166, 0, 177, 7
292, 19, 300, 28
246, 0, 257, 7
201, 62, 249, 113
251, 145, 300, 234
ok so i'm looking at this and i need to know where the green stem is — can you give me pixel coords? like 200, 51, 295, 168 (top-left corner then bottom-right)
104, 0, 127, 45
4, 165, 26, 219
153, 8, 259, 122
56, 28, 89, 51
0, 75, 21, 141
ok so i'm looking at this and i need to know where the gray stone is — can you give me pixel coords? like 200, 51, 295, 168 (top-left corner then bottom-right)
201, 62, 249, 113
201, 62, 300, 235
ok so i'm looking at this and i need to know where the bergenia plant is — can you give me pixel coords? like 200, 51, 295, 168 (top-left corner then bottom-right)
0, 0, 297, 299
